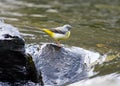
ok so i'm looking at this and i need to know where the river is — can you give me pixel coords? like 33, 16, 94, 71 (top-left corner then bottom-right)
0, 0, 120, 86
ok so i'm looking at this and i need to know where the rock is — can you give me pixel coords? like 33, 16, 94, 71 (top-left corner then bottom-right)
0, 21, 43, 85
0, 21, 25, 52
67, 74, 120, 86
27, 43, 102, 86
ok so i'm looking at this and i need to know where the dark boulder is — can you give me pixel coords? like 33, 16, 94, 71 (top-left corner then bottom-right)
0, 21, 43, 86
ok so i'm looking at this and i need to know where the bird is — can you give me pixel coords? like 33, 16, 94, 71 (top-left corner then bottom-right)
42, 24, 72, 47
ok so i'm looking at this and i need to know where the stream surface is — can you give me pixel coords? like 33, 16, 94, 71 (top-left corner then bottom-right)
0, 0, 120, 86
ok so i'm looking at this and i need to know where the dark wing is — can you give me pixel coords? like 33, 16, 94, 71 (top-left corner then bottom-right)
49, 28, 66, 34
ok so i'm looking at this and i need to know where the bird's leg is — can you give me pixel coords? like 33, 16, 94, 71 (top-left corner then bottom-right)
56, 40, 61, 47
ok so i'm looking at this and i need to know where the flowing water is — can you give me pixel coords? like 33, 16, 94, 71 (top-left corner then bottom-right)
0, 0, 120, 86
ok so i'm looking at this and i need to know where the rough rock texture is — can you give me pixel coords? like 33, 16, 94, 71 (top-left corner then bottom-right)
39, 44, 88, 86
26, 43, 101, 86
0, 21, 43, 86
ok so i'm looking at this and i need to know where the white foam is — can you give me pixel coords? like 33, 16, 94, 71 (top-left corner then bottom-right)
67, 73, 120, 86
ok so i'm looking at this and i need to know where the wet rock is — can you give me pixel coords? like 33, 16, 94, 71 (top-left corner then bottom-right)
27, 43, 102, 86
0, 21, 43, 85
67, 74, 120, 86
0, 21, 25, 52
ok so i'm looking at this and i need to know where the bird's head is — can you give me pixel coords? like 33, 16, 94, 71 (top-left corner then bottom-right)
63, 24, 72, 30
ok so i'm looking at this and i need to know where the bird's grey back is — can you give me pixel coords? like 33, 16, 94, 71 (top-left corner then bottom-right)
49, 24, 72, 34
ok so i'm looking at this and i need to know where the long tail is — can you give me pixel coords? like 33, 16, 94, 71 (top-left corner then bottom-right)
23, 25, 47, 31
23, 25, 53, 36
42, 29, 53, 36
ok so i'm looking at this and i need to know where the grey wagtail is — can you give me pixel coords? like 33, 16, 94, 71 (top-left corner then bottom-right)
42, 24, 72, 46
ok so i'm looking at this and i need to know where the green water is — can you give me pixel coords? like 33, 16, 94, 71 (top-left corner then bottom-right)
1, 0, 120, 54
0, 0, 120, 85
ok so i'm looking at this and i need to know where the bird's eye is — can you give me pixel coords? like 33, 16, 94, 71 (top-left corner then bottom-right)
67, 26, 72, 30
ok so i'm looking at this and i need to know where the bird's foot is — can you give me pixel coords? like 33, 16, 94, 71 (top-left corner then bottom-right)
56, 41, 62, 47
